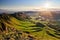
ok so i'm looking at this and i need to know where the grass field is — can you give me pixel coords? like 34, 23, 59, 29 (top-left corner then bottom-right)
0, 14, 60, 40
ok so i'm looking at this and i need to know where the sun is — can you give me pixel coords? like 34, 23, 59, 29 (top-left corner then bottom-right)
45, 3, 50, 8
43, 3, 51, 9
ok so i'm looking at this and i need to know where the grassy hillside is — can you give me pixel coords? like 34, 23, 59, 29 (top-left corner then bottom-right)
0, 12, 60, 40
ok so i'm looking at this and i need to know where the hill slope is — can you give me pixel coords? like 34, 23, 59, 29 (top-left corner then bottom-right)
0, 12, 60, 40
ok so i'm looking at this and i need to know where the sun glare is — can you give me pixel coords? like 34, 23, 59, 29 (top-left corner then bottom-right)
43, 3, 51, 9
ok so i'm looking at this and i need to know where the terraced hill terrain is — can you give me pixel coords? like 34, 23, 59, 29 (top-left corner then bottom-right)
0, 12, 60, 40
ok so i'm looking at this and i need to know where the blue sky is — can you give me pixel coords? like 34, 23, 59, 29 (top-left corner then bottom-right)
0, 0, 60, 11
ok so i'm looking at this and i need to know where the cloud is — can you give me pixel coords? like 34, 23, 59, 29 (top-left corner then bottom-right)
0, 5, 60, 11
0, 6, 42, 11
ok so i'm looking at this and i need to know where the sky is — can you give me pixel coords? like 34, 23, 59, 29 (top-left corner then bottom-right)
0, 0, 60, 11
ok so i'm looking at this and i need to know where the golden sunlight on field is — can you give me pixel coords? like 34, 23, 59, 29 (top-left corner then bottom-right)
40, 11, 53, 19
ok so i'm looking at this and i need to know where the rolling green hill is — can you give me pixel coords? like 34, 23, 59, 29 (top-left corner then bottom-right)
0, 12, 60, 40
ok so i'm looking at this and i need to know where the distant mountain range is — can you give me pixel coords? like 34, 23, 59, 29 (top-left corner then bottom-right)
0, 8, 60, 13
0, 9, 60, 20
0, 9, 15, 13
